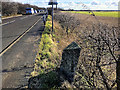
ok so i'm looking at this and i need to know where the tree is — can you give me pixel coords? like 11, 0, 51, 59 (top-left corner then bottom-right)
2, 2, 18, 16
2, 1, 44, 16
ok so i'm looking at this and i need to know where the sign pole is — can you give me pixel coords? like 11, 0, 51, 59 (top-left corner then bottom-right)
48, 0, 58, 32
52, 4, 54, 32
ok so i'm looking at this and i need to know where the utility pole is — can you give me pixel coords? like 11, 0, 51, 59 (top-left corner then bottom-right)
48, 0, 58, 32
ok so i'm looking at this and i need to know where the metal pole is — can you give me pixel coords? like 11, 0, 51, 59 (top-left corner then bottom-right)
52, 4, 54, 32
56, 5, 57, 9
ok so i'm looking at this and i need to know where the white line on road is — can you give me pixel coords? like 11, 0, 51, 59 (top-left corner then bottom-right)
20, 15, 35, 20
9, 20, 15, 23
0, 14, 37, 26
20, 16, 28, 20
0, 20, 15, 26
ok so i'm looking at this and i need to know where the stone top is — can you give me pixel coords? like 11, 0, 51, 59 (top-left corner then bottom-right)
64, 42, 81, 50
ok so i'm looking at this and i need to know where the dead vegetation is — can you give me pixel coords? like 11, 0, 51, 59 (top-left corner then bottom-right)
53, 11, 119, 89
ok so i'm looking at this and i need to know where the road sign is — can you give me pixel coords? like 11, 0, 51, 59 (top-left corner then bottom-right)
48, 0, 58, 5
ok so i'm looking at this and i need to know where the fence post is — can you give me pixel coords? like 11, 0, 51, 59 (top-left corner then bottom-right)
60, 42, 81, 83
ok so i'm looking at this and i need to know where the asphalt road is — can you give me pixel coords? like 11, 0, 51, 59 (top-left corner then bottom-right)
2, 14, 43, 50
1, 14, 44, 88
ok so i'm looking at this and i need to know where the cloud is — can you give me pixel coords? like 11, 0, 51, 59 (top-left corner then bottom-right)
105, 2, 118, 6
105, 0, 119, 6
12, 0, 119, 10
111, 2, 118, 6
91, 0, 100, 5
89, 4, 118, 10
57, 0, 119, 10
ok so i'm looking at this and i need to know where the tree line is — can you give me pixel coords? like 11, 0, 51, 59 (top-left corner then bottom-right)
2, 1, 44, 16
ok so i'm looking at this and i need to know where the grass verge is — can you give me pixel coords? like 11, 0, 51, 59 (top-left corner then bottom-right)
31, 15, 59, 77
29, 15, 62, 88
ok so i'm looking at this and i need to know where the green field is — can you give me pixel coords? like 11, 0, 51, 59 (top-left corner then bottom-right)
66, 11, 120, 18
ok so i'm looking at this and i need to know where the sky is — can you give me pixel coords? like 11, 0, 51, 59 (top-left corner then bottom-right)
13, 0, 120, 10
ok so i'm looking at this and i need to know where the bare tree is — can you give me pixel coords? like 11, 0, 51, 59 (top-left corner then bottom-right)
2, 2, 18, 16
2, 1, 43, 16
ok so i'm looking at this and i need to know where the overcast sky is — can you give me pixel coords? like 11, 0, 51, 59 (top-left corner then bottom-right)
13, 0, 119, 10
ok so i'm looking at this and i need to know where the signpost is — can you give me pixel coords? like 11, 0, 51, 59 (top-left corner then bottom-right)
48, 0, 58, 32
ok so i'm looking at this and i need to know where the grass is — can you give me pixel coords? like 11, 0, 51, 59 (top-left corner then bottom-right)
66, 11, 120, 18
31, 15, 59, 77
37, 71, 61, 88
30, 15, 62, 88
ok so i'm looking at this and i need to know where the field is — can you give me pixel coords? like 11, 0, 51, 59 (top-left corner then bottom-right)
66, 11, 119, 18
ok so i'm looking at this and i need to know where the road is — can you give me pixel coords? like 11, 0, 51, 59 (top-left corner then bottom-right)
1, 14, 44, 88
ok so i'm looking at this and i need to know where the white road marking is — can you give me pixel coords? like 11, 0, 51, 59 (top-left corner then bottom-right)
9, 20, 15, 23
0, 20, 15, 26
0, 14, 38, 26
20, 14, 35, 20
20, 16, 28, 20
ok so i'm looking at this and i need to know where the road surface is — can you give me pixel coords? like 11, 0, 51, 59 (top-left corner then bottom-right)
1, 14, 44, 88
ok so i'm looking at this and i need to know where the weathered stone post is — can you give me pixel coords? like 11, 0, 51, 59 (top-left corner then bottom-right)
60, 42, 81, 83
